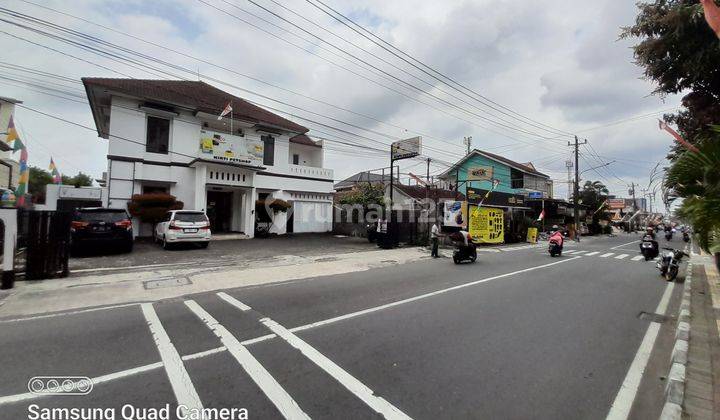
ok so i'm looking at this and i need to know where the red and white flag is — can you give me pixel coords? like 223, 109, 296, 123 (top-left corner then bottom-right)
536, 209, 545, 222
217, 102, 232, 120
701, 0, 720, 38
658, 120, 700, 153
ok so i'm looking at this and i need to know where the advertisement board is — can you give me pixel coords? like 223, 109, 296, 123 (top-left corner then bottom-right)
391, 136, 421, 160
467, 166, 493, 181
528, 191, 543, 199
526, 227, 538, 243
200, 130, 264, 167
469, 206, 504, 244
443, 201, 467, 228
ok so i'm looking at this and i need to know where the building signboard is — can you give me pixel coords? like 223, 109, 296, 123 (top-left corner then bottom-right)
443, 200, 467, 228
468, 206, 504, 244
391, 136, 421, 161
467, 166, 493, 181
466, 187, 526, 208
528, 191, 543, 199
200, 129, 264, 167
59, 186, 102, 200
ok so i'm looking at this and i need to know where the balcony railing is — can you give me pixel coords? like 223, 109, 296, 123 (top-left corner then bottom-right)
287, 164, 333, 180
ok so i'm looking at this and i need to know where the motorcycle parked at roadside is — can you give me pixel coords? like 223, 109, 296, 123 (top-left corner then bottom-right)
683, 231, 690, 243
657, 247, 688, 281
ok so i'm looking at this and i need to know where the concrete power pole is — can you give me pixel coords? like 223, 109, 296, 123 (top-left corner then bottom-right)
464, 136, 472, 155
566, 160, 573, 201
569, 136, 587, 242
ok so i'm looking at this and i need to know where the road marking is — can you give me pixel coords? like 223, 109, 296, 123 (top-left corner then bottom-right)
631, 256, 644, 261
185, 300, 309, 419
586, 252, 600, 256
606, 281, 675, 420
614, 254, 629, 260
611, 240, 639, 250
0, 302, 143, 324
600, 253, 614, 258
0, 257, 583, 406
140, 303, 203, 417
573, 250, 588, 255
217, 292, 252, 311
563, 250, 578, 254
260, 316, 412, 420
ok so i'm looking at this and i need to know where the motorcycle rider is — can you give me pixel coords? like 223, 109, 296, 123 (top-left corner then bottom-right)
549, 225, 564, 250
640, 227, 659, 257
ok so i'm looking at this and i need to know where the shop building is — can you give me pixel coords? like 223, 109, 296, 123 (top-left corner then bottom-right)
83, 78, 334, 237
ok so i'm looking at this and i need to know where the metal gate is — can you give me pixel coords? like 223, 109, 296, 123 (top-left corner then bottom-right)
16, 210, 72, 280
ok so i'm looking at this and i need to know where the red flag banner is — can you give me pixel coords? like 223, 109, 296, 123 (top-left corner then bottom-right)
701, 0, 720, 38
658, 120, 700, 153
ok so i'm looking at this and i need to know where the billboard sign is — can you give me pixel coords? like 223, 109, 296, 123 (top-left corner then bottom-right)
200, 130, 264, 167
443, 201, 467, 228
528, 191, 543, 199
391, 136, 421, 161
606, 198, 626, 210
468, 206, 504, 244
467, 166, 493, 181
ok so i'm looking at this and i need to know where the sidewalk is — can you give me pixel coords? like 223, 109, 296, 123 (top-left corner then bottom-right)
664, 252, 720, 419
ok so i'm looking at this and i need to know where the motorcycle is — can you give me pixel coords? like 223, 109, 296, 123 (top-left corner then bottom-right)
657, 247, 688, 281
683, 232, 690, 243
548, 239, 563, 257
664, 231, 673, 241
453, 243, 477, 264
640, 236, 659, 261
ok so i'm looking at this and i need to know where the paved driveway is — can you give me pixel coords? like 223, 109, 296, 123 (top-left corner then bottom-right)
69, 233, 376, 271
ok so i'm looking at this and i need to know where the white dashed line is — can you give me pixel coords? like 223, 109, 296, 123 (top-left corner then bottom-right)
573, 250, 588, 255
586, 252, 600, 256
185, 300, 310, 420
217, 292, 252, 311
600, 253, 614, 258
141, 303, 204, 418
615, 254, 629, 260
631, 256, 644, 261
564, 250, 578, 254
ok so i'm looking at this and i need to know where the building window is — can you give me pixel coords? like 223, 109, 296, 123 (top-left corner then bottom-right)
511, 168, 524, 189
143, 185, 168, 194
262, 135, 275, 166
146, 116, 170, 154
292, 154, 300, 165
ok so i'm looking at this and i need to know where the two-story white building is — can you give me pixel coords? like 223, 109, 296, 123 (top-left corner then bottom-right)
82, 78, 334, 238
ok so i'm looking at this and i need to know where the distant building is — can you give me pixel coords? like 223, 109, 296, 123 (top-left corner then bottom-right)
334, 171, 391, 192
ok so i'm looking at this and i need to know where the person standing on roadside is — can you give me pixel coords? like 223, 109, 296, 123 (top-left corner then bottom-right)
431, 219, 444, 258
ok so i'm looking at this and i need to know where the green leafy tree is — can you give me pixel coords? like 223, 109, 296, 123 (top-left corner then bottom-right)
337, 183, 385, 207
61, 172, 93, 187
28, 166, 53, 203
621, 0, 720, 154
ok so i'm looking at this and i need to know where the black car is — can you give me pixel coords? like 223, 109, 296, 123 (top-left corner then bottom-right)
71, 208, 134, 254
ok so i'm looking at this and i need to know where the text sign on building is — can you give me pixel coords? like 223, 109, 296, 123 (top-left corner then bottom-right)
467, 166, 493, 181
59, 186, 102, 200
200, 130, 264, 167
391, 136, 421, 161
528, 191, 543, 199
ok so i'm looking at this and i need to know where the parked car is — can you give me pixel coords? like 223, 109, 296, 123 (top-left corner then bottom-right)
70, 208, 134, 254
155, 210, 211, 249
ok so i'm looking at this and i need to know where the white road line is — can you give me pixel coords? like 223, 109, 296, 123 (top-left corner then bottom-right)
614, 254, 629, 260
573, 250, 588, 255
0, 303, 143, 324
259, 316, 412, 420
631, 256, 644, 261
217, 292, 252, 311
586, 252, 600, 256
184, 300, 310, 420
0, 257, 583, 406
606, 282, 675, 420
610, 240, 639, 250
600, 253, 614, 258
563, 250, 578, 254
140, 303, 203, 417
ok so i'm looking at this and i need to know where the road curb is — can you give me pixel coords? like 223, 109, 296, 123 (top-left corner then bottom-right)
659, 262, 692, 420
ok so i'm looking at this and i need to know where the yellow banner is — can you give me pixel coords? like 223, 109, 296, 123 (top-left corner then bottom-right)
526, 227, 538, 243
469, 206, 504, 244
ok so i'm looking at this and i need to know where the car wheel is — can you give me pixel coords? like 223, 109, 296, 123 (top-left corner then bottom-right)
124, 241, 134, 253
162, 236, 170, 250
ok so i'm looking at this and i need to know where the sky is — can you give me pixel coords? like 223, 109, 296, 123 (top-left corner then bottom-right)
0, 0, 682, 205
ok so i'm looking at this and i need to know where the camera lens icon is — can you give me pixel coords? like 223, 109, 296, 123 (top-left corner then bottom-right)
28, 377, 93, 395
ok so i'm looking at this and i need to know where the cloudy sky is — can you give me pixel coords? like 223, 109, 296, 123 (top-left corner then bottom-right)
0, 0, 681, 202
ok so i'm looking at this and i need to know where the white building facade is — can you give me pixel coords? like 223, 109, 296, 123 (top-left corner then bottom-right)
83, 79, 334, 237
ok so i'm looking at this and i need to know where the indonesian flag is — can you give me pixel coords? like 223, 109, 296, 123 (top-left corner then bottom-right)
49, 158, 61, 184
701, 0, 720, 38
217, 102, 232, 120
658, 120, 700, 153
537, 209, 545, 222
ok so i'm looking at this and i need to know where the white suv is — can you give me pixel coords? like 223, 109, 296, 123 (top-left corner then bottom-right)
155, 210, 211, 249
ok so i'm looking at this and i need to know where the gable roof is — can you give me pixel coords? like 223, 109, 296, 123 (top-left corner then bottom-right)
82, 78, 308, 138
334, 171, 391, 190
439, 149, 549, 179
289, 134, 321, 148
394, 183, 464, 201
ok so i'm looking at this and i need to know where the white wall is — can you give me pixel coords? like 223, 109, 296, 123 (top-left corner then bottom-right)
289, 143, 322, 167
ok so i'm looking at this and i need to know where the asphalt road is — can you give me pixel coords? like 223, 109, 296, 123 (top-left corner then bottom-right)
0, 233, 692, 419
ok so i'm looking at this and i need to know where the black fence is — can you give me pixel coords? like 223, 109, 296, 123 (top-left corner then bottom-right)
16, 210, 72, 280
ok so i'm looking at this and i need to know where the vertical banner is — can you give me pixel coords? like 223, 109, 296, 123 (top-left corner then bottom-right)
469, 206, 504, 244
526, 227, 538, 243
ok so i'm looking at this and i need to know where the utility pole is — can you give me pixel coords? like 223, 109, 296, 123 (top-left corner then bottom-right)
426, 158, 432, 243
569, 136, 587, 242
566, 160, 573, 200
464, 136, 472, 155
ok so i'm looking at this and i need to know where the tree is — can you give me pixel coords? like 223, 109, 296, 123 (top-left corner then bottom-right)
28, 166, 53, 203
621, 0, 720, 153
61, 172, 93, 187
576, 180, 611, 234
127, 193, 184, 236
336, 183, 385, 207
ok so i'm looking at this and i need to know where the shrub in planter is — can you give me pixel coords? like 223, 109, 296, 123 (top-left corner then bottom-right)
127, 193, 184, 234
